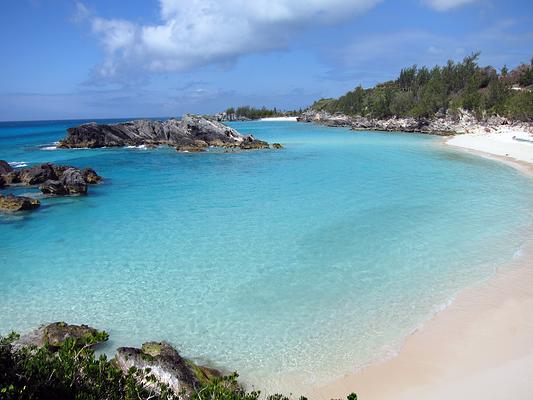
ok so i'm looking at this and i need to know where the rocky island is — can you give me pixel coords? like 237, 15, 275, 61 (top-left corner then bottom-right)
60, 114, 276, 152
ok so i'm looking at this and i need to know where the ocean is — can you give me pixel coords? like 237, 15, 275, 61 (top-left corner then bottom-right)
1, 119, 532, 393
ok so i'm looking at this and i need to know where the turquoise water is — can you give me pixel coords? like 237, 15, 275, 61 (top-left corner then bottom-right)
1, 120, 533, 393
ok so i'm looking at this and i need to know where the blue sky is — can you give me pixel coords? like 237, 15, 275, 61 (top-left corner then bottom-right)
0, 0, 532, 121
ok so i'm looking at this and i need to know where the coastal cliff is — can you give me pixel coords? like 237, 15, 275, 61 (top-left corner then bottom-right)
60, 114, 271, 151
297, 109, 533, 136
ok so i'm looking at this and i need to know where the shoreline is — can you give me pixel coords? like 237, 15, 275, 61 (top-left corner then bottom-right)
258, 116, 298, 122
309, 139, 533, 400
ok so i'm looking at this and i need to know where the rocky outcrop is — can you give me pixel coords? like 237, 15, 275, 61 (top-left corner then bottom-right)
60, 114, 272, 152
0, 160, 13, 175
18, 163, 57, 185
11, 322, 108, 352
0, 194, 40, 212
0, 161, 102, 198
115, 341, 222, 399
297, 109, 533, 136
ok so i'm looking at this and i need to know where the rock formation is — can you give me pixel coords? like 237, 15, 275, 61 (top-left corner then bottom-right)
115, 341, 222, 399
11, 322, 107, 351
0, 161, 102, 200
297, 109, 533, 136
60, 114, 272, 152
0, 194, 40, 212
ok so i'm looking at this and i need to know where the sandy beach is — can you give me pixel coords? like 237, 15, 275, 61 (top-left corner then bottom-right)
259, 116, 298, 122
309, 131, 533, 400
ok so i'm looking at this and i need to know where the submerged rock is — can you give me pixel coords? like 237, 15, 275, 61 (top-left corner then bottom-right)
0, 194, 40, 212
238, 136, 270, 150
12, 322, 107, 351
60, 114, 272, 150
115, 341, 222, 399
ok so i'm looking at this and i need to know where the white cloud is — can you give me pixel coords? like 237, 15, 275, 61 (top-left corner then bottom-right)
82, 0, 381, 81
424, 0, 480, 11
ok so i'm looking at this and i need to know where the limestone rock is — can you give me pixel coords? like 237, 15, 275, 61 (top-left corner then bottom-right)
0, 194, 40, 212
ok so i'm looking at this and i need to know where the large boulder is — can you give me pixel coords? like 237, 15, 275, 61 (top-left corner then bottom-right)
0, 160, 13, 175
0, 194, 40, 212
19, 163, 57, 185
115, 341, 222, 399
60, 168, 87, 195
11, 322, 108, 351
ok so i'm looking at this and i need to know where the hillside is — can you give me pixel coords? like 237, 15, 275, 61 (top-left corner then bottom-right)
311, 53, 533, 121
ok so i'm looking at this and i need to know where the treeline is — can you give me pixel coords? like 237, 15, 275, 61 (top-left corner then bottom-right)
312, 53, 533, 121
224, 106, 301, 120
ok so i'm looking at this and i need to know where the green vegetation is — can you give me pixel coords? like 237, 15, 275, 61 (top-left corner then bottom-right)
224, 106, 301, 120
312, 53, 533, 121
0, 332, 357, 400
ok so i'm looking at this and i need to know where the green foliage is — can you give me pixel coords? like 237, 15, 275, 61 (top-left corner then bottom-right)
1, 332, 358, 400
224, 106, 300, 119
312, 53, 533, 121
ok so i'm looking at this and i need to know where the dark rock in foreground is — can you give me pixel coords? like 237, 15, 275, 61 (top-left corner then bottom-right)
115, 341, 222, 399
61, 114, 272, 152
0, 194, 40, 212
0, 161, 102, 200
12, 322, 107, 351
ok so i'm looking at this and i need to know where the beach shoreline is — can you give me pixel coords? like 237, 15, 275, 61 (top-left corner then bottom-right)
258, 116, 298, 122
309, 135, 533, 400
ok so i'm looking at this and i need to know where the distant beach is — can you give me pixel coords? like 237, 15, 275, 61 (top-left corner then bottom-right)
259, 116, 298, 122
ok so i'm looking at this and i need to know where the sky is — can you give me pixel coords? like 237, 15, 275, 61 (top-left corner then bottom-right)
0, 0, 532, 121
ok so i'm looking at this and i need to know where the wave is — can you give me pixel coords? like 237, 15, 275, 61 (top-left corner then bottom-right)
126, 145, 147, 150
40, 141, 60, 151
8, 161, 28, 168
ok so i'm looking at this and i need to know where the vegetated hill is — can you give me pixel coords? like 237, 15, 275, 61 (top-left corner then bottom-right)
311, 53, 533, 121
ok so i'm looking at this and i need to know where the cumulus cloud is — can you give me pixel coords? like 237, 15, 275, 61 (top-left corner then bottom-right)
424, 0, 480, 11
80, 0, 381, 81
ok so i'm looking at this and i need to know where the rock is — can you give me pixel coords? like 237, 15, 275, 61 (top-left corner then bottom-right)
115, 341, 221, 398
60, 168, 87, 195
238, 136, 270, 150
0, 175, 5, 188
0, 160, 13, 175
3, 171, 20, 185
81, 168, 102, 184
60, 114, 271, 150
271, 143, 284, 149
12, 322, 107, 351
176, 139, 208, 152
0, 194, 40, 212
39, 180, 68, 196
19, 163, 57, 185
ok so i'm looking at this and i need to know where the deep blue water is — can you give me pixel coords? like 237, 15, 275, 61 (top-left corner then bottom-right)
1, 119, 533, 393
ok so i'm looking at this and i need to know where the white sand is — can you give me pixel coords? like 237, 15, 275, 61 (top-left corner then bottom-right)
308, 137, 533, 400
447, 128, 533, 164
258, 116, 298, 122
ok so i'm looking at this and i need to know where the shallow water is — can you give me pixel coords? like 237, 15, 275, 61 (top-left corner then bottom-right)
1, 120, 533, 393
